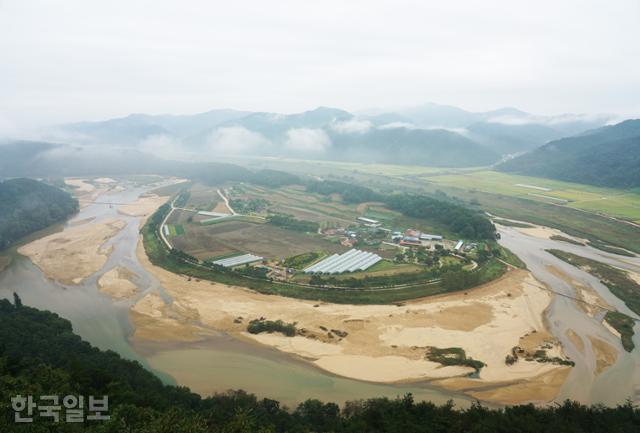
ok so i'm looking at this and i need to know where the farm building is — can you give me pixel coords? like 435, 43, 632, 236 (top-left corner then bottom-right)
304, 249, 382, 274
357, 216, 379, 224
212, 253, 263, 268
455, 240, 464, 251
420, 233, 443, 241
356, 217, 380, 227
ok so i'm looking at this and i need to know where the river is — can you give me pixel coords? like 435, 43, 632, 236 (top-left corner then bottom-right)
497, 225, 640, 405
1, 182, 638, 407
0, 182, 474, 408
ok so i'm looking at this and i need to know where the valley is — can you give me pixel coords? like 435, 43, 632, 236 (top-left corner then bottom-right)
2, 171, 639, 408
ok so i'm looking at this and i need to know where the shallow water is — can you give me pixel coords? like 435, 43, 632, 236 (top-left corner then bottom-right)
497, 225, 640, 404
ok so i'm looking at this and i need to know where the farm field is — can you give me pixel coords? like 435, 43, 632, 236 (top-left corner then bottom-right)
170, 219, 346, 260
162, 181, 475, 285
234, 158, 640, 224
224, 156, 473, 177
420, 170, 640, 223
232, 183, 457, 239
226, 158, 640, 253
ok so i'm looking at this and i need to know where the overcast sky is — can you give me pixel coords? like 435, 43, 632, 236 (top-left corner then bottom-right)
1, 0, 639, 132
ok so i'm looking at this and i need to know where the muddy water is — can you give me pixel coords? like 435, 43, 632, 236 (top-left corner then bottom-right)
497, 225, 640, 405
0, 182, 473, 408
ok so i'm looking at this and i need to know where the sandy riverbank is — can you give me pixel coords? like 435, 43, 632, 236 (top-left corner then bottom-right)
130, 238, 571, 404
17, 219, 126, 285
97, 266, 139, 299
64, 178, 112, 208
118, 194, 169, 223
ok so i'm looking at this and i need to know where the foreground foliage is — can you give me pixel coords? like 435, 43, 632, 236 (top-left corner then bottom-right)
1, 299, 639, 432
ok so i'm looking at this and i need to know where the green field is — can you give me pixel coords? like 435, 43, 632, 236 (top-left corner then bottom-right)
166, 224, 185, 236
221, 158, 640, 253
229, 158, 640, 223
421, 170, 640, 223
200, 215, 266, 225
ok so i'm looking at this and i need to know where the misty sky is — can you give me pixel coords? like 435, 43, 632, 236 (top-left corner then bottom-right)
1, 0, 639, 132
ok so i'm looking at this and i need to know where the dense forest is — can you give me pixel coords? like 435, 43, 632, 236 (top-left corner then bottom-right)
266, 214, 319, 232
306, 180, 497, 240
1, 298, 638, 432
385, 194, 497, 239
0, 178, 78, 250
498, 119, 640, 188
250, 169, 301, 187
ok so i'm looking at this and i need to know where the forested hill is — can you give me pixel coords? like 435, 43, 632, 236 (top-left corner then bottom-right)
1, 298, 638, 432
497, 119, 640, 188
0, 178, 78, 249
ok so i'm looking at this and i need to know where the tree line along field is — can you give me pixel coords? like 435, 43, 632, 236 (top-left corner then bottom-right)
233, 159, 640, 254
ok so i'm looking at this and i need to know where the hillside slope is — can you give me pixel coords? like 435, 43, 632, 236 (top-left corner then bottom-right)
0, 178, 78, 249
498, 119, 640, 188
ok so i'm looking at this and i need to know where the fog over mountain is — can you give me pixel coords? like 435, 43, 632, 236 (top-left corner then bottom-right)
18, 103, 611, 169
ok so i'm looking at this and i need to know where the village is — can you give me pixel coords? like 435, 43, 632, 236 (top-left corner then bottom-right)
154, 182, 484, 288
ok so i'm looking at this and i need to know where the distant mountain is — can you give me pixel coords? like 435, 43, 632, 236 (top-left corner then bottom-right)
57, 109, 250, 145
498, 119, 640, 188
465, 122, 562, 155
395, 103, 480, 128
326, 127, 498, 166
362, 103, 612, 155
39, 103, 615, 167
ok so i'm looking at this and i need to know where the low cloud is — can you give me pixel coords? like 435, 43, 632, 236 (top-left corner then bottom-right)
285, 128, 331, 152
377, 121, 417, 130
205, 126, 271, 154
330, 118, 372, 134
139, 134, 185, 158
487, 113, 612, 126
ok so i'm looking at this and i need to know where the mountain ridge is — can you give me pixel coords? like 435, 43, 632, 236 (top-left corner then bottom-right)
498, 119, 640, 188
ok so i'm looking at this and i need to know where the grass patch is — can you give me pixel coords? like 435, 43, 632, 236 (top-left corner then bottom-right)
497, 246, 527, 269
604, 311, 636, 352
425, 347, 485, 372
283, 252, 323, 269
547, 249, 640, 317
587, 240, 635, 257
247, 319, 297, 337
550, 235, 585, 246
200, 215, 266, 225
